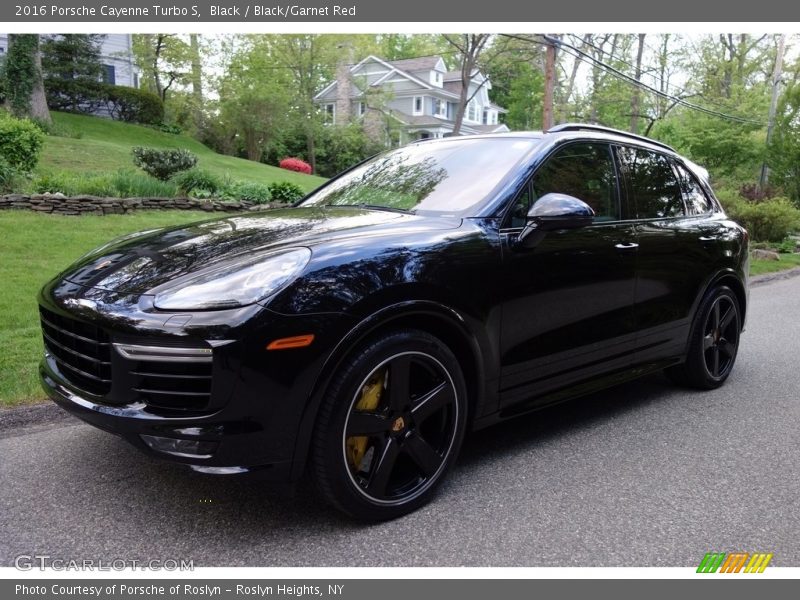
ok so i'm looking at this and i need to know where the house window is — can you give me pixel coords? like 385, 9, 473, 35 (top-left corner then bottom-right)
413, 96, 423, 116
357, 101, 366, 117
323, 103, 335, 123
434, 99, 447, 118
467, 100, 478, 122
133, 72, 139, 89
482, 110, 488, 125
102, 64, 116, 85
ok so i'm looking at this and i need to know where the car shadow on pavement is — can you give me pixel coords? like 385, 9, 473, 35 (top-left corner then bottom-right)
27, 371, 681, 554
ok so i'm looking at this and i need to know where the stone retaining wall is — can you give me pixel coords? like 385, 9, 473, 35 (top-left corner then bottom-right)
0, 194, 271, 216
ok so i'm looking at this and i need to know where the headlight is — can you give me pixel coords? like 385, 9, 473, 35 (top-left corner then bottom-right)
153, 248, 311, 310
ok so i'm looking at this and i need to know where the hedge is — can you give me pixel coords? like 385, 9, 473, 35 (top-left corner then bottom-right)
44, 79, 164, 125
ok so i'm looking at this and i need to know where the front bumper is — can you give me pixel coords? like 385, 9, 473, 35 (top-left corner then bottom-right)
41, 357, 292, 479
38, 279, 354, 481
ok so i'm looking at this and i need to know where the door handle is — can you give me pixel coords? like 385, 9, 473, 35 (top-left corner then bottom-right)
698, 236, 716, 243
614, 242, 639, 251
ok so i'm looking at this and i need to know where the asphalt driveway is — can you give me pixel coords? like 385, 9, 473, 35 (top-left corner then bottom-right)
1, 274, 798, 567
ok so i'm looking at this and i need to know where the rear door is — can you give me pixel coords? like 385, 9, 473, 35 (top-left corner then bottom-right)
615, 145, 717, 364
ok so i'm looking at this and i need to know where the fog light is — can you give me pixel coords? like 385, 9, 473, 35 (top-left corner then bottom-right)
140, 435, 218, 458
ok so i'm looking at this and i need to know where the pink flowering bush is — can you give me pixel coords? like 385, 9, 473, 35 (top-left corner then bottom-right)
279, 157, 312, 174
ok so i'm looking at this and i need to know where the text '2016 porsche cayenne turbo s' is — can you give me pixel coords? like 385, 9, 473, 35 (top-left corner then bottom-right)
39, 124, 748, 520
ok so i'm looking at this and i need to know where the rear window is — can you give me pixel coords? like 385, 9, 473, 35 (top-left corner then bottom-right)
300, 138, 540, 216
674, 162, 713, 215
617, 147, 685, 219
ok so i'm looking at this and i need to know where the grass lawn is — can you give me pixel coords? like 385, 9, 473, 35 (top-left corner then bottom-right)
0, 210, 212, 408
3, 208, 800, 408
749, 252, 800, 276
39, 112, 327, 192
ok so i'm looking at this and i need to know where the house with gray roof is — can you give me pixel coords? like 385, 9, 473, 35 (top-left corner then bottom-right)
314, 54, 509, 144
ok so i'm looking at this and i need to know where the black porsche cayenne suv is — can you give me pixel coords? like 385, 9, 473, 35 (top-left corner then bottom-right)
39, 124, 748, 520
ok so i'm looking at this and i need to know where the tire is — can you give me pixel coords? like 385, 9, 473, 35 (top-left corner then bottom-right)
666, 285, 742, 390
311, 330, 468, 521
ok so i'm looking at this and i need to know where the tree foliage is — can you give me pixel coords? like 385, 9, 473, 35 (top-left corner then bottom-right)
41, 34, 105, 113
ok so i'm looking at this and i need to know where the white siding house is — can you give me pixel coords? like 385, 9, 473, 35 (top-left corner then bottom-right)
0, 34, 139, 89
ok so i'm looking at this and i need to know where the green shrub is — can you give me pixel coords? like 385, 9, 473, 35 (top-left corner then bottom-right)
226, 181, 272, 204
172, 168, 222, 195
268, 181, 305, 204
32, 171, 115, 196
32, 169, 178, 198
0, 156, 19, 192
109, 170, 177, 197
777, 237, 798, 254
153, 123, 183, 135
0, 113, 45, 172
719, 190, 800, 242
104, 85, 164, 125
132, 147, 197, 181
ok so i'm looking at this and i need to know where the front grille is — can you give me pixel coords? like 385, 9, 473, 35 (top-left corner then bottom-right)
40, 307, 112, 396
129, 360, 213, 412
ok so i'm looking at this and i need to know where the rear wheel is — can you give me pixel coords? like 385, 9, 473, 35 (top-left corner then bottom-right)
666, 285, 741, 389
311, 330, 467, 521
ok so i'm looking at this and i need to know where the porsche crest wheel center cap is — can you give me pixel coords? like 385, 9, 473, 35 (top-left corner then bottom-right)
391, 417, 406, 432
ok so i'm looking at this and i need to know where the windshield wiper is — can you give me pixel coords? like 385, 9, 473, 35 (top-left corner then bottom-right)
323, 203, 412, 214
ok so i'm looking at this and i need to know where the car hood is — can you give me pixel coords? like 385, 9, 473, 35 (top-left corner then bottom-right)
60, 207, 461, 294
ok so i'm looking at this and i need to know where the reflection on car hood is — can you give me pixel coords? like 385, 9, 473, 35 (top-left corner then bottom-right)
60, 207, 461, 294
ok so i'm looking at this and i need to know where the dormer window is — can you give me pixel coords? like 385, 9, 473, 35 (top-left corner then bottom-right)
430, 70, 443, 86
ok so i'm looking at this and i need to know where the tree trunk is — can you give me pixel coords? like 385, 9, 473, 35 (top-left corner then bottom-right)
760, 34, 786, 191
542, 39, 556, 130
630, 33, 646, 133
446, 34, 490, 136
190, 34, 203, 128
561, 35, 589, 121
6, 35, 51, 124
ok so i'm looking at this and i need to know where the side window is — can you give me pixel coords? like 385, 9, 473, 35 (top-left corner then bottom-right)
530, 142, 620, 221
617, 147, 684, 219
674, 162, 713, 215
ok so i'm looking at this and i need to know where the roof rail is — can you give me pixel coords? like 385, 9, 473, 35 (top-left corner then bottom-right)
546, 123, 676, 153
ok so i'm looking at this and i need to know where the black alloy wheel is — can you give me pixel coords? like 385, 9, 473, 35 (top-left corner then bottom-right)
311, 330, 467, 521
701, 293, 740, 380
666, 285, 741, 389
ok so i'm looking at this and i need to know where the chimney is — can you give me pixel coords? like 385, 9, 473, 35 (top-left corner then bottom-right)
335, 42, 354, 125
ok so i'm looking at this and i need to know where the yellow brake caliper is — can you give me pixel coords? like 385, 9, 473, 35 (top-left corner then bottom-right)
346, 370, 385, 472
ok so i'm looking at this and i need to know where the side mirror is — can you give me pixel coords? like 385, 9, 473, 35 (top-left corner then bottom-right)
517, 193, 595, 248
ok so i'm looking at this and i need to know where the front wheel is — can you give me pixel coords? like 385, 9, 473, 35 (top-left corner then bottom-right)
666, 285, 742, 389
311, 330, 467, 521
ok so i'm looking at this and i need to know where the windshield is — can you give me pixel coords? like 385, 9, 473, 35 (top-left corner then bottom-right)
300, 137, 540, 216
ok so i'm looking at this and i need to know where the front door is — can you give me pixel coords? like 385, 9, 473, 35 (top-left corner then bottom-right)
498, 141, 638, 410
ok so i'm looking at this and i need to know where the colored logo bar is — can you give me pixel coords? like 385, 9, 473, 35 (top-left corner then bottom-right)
697, 552, 773, 573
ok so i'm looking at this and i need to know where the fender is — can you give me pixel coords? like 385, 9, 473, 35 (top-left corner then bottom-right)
680, 266, 748, 354
288, 300, 493, 480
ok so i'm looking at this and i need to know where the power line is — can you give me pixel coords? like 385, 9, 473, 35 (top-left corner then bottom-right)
565, 33, 692, 99
500, 33, 766, 126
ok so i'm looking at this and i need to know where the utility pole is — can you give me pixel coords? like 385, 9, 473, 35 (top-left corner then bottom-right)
542, 36, 556, 130
760, 34, 786, 192
630, 33, 646, 133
